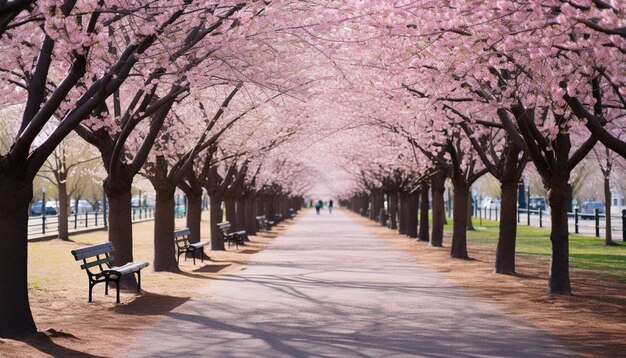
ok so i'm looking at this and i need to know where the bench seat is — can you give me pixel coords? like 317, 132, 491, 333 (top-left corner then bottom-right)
174, 228, 209, 265
106, 261, 150, 276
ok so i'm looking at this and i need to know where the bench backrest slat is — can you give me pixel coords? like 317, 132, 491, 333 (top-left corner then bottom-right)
174, 228, 191, 237
71, 242, 114, 260
216, 222, 231, 228
174, 228, 191, 248
80, 256, 114, 270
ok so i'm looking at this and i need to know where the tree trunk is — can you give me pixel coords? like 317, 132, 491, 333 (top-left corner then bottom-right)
225, 198, 237, 228
451, 183, 470, 259
153, 188, 178, 271
0, 179, 37, 338
398, 194, 408, 235
362, 195, 370, 217
431, 172, 445, 247
369, 191, 377, 221
236, 199, 246, 232
210, 195, 225, 250
466, 191, 475, 230
244, 197, 257, 235
389, 191, 398, 230
495, 182, 518, 274
547, 180, 572, 295
104, 178, 137, 288
264, 196, 275, 222
186, 193, 202, 244
604, 176, 613, 245
419, 183, 430, 242
58, 178, 70, 241
407, 191, 418, 238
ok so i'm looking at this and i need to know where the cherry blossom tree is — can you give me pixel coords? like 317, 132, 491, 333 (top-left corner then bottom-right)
0, 0, 212, 337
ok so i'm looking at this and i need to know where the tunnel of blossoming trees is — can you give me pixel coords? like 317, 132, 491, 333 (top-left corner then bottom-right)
0, 0, 625, 338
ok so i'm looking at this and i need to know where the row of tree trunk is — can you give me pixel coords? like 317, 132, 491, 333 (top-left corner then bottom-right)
341, 174, 446, 247
341, 166, 524, 276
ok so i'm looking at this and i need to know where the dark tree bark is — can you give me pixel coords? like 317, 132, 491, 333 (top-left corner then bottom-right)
398, 193, 408, 235
104, 177, 137, 286
236, 199, 246, 232
362, 194, 370, 217
547, 176, 572, 295
495, 182, 518, 274
369, 190, 378, 221
0, 179, 36, 338
604, 175, 613, 245
225, 198, 237, 229
466, 191, 475, 231
209, 195, 225, 250
178, 171, 205, 246
185, 192, 203, 244
152, 186, 178, 271
389, 191, 398, 230
407, 191, 419, 238
430, 172, 445, 247
450, 183, 470, 258
57, 177, 70, 241
419, 183, 430, 242
244, 197, 257, 235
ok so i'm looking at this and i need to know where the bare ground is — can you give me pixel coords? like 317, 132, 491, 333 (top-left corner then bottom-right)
1, 213, 291, 357
346, 211, 626, 358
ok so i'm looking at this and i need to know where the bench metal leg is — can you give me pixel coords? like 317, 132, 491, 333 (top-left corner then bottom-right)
192, 248, 196, 265
88, 281, 95, 303
105, 280, 109, 296
114, 278, 121, 304
136, 271, 142, 293
200, 248, 204, 263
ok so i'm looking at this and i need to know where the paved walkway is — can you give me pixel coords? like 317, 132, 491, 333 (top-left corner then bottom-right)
127, 209, 572, 357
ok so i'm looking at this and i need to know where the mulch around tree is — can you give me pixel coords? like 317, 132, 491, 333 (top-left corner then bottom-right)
1, 215, 292, 357
348, 211, 626, 358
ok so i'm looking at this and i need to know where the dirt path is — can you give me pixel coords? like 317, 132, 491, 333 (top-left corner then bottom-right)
126, 209, 572, 357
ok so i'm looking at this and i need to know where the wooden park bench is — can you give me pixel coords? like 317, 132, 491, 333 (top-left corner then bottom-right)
255, 215, 274, 231
217, 222, 247, 249
71, 242, 149, 303
174, 228, 209, 265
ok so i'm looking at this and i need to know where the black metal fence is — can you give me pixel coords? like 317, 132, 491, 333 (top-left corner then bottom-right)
473, 206, 626, 241
28, 207, 155, 239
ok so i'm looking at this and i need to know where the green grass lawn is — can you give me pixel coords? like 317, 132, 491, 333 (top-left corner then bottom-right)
444, 218, 626, 278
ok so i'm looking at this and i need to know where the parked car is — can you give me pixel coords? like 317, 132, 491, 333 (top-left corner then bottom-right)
30, 200, 57, 216
131, 195, 155, 208
528, 196, 546, 211
579, 201, 605, 219
482, 197, 500, 210
70, 199, 94, 214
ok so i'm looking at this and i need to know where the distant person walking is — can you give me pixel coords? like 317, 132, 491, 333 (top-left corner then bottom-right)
315, 200, 323, 215
328, 200, 334, 214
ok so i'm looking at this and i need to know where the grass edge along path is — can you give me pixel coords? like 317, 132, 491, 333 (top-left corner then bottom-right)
457, 219, 626, 282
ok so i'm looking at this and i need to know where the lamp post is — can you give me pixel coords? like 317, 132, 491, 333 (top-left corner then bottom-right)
42, 186, 46, 234
527, 180, 531, 226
